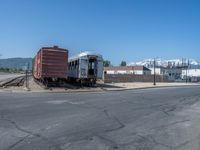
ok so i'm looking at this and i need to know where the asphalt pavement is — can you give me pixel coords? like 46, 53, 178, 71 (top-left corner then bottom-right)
1, 86, 200, 150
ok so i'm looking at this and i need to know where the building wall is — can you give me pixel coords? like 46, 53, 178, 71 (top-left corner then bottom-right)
182, 69, 200, 77
106, 70, 134, 74
105, 70, 150, 75
164, 68, 182, 81
134, 70, 143, 75
143, 70, 152, 75
104, 74, 169, 83
149, 68, 161, 75
149, 67, 166, 75
149, 67, 182, 81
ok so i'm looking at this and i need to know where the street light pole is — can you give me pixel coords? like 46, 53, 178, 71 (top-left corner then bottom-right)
186, 59, 189, 83
154, 58, 156, 85
186, 66, 187, 83
25, 62, 30, 90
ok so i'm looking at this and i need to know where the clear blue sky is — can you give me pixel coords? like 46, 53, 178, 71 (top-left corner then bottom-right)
0, 0, 199, 65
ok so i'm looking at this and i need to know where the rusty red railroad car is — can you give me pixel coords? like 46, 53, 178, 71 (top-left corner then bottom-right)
33, 46, 68, 84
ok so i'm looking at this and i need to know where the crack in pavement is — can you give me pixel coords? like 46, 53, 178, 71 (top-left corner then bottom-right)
174, 140, 191, 149
119, 131, 173, 150
0, 116, 62, 150
158, 105, 177, 116
66, 102, 126, 134
147, 135, 173, 150
103, 109, 125, 133
119, 132, 172, 150
148, 134, 193, 150
149, 119, 190, 131
96, 132, 173, 150
5, 135, 30, 150
96, 135, 120, 149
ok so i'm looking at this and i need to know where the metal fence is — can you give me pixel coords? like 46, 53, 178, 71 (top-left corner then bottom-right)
104, 74, 170, 83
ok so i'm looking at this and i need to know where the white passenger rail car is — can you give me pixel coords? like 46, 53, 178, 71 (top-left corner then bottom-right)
68, 51, 103, 85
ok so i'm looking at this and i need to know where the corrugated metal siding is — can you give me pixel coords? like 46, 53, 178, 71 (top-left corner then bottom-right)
33, 47, 68, 79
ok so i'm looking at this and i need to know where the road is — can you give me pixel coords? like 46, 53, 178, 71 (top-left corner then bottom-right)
1, 86, 200, 150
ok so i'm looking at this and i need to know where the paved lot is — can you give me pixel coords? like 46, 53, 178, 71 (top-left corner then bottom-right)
1, 86, 200, 150
0, 73, 23, 81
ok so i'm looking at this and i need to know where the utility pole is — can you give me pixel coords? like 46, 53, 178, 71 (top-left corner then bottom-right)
25, 62, 30, 90
153, 58, 156, 85
186, 66, 187, 83
186, 59, 189, 83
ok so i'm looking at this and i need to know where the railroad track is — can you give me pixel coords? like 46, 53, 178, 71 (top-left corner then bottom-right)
33, 78, 85, 89
33, 78, 48, 89
0, 76, 26, 87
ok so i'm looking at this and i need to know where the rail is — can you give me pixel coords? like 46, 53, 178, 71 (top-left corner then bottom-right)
0, 76, 26, 87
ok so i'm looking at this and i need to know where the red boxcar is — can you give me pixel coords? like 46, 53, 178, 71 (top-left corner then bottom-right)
33, 46, 68, 83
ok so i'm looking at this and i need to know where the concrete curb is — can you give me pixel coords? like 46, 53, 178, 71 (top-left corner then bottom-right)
1, 84, 200, 94
102, 84, 200, 92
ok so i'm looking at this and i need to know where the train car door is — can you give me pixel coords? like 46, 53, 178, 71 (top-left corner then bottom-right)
80, 58, 88, 79
88, 57, 97, 78
97, 58, 103, 79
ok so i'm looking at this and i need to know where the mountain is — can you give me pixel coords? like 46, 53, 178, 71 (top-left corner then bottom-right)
0, 58, 33, 69
128, 58, 200, 68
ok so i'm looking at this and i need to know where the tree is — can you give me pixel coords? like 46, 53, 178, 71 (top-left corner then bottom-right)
103, 60, 111, 67
120, 61, 127, 66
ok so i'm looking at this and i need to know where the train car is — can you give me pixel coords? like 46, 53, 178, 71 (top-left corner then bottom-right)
68, 51, 103, 85
33, 46, 68, 86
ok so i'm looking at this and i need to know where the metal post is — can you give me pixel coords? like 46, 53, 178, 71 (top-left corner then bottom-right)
186, 66, 187, 83
27, 62, 30, 89
26, 70, 28, 88
25, 62, 30, 90
154, 58, 156, 85
186, 59, 189, 83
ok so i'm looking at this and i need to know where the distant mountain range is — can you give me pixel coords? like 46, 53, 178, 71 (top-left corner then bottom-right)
128, 58, 200, 68
0, 58, 33, 69
1, 57, 200, 70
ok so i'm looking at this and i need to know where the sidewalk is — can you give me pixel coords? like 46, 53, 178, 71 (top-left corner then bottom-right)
0, 82, 199, 93
101, 82, 200, 91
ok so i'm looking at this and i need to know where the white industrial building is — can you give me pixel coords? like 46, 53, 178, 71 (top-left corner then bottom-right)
165, 67, 182, 81
149, 67, 200, 82
182, 69, 200, 77
182, 69, 200, 82
104, 66, 151, 75
149, 66, 183, 81
149, 67, 166, 75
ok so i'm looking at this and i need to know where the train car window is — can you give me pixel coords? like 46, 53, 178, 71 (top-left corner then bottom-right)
69, 62, 71, 70
92, 62, 95, 69
72, 61, 74, 70
75, 60, 78, 69
89, 62, 95, 69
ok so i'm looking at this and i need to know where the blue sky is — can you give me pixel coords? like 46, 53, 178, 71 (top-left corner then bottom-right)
0, 0, 199, 65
